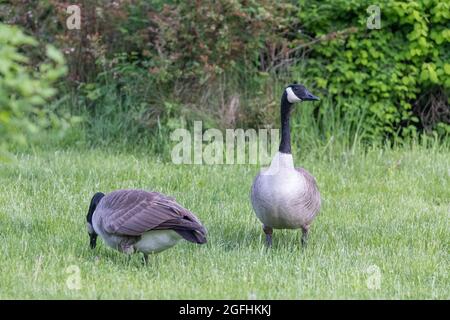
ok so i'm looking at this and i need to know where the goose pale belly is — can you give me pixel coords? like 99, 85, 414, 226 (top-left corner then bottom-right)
135, 230, 183, 254
251, 168, 321, 229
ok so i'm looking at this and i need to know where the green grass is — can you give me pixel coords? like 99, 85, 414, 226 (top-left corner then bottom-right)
0, 146, 448, 299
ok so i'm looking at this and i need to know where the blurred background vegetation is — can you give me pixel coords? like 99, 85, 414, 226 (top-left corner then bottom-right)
0, 0, 449, 159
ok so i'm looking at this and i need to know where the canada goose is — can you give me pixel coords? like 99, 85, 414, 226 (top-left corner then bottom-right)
251, 84, 321, 248
86, 189, 207, 262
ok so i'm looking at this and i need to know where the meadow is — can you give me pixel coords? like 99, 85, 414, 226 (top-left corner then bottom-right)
0, 145, 448, 299
1, 0, 449, 301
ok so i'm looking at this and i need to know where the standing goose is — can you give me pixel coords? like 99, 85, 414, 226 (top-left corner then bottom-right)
251, 84, 321, 248
86, 189, 207, 262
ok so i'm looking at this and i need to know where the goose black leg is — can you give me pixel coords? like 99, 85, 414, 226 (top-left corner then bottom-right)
263, 225, 273, 248
143, 253, 149, 265
301, 225, 309, 248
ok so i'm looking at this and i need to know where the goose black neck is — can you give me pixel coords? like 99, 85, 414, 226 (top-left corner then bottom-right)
279, 92, 292, 154
87, 192, 105, 225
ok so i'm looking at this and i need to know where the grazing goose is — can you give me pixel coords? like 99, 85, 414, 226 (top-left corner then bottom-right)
86, 189, 207, 262
251, 84, 321, 248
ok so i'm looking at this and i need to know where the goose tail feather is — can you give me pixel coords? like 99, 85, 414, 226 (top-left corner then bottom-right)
175, 227, 207, 244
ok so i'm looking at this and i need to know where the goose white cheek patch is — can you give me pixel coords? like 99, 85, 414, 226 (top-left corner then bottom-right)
286, 87, 302, 103
86, 222, 95, 234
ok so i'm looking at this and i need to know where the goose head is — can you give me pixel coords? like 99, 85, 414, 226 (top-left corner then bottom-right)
86, 192, 105, 249
285, 84, 319, 104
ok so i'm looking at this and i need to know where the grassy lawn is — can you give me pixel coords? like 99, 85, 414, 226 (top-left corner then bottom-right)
0, 146, 448, 299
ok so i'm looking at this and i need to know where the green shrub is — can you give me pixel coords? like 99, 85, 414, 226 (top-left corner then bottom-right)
0, 23, 69, 160
2, 1, 448, 152
145, 1, 297, 84
298, 0, 450, 140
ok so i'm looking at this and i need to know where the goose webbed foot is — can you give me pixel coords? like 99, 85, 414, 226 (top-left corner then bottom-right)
263, 225, 273, 248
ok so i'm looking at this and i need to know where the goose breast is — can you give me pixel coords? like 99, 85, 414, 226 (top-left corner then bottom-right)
251, 167, 321, 229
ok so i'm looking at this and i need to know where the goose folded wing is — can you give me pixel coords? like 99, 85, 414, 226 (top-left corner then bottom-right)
103, 190, 207, 244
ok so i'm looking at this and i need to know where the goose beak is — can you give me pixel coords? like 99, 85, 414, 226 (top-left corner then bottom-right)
303, 90, 320, 101
89, 234, 97, 249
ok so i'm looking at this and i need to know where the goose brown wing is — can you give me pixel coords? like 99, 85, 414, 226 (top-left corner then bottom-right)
295, 167, 321, 215
98, 189, 207, 243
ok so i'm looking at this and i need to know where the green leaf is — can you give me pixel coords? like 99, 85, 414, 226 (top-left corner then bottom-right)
46, 45, 65, 65
427, 64, 438, 83
444, 64, 450, 75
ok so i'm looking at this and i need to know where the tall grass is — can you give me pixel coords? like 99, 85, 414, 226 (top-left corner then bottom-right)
1, 146, 448, 299
29, 70, 449, 163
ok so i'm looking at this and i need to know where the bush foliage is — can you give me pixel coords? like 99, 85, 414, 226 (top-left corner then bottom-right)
298, 0, 450, 138
1, 0, 449, 150
0, 23, 69, 159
